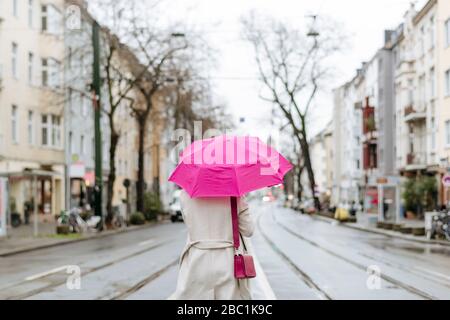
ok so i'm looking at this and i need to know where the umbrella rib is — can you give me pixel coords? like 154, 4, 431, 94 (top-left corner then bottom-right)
190, 166, 201, 198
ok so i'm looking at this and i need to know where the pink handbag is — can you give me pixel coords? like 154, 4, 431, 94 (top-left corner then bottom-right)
230, 197, 256, 279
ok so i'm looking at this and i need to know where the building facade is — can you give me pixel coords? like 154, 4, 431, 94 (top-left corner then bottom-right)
64, 0, 110, 212
332, 80, 363, 207
330, 0, 450, 222
0, 0, 66, 220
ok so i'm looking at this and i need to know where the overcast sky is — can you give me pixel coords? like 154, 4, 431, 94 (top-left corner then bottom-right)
114, 0, 428, 140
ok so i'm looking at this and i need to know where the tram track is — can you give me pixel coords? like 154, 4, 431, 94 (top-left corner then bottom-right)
257, 214, 332, 300
3, 240, 170, 300
270, 212, 437, 300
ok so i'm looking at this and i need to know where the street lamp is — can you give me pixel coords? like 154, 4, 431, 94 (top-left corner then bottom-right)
306, 15, 320, 47
171, 32, 186, 38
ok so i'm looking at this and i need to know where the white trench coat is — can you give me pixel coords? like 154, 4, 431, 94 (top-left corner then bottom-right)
169, 190, 255, 300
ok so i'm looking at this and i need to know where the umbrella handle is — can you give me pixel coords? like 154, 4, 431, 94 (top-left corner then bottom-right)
230, 197, 240, 249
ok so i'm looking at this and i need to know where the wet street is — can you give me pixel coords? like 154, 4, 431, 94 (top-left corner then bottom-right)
1, 201, 450, 300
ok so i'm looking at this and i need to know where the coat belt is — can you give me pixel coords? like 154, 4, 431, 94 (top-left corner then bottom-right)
179, 239, 234, 265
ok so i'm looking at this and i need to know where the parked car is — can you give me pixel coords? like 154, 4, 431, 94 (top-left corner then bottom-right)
169, 190, 183, 223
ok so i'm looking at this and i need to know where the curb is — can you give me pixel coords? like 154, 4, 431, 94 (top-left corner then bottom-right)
0, 221, 167, 257
310, 213, 450, 247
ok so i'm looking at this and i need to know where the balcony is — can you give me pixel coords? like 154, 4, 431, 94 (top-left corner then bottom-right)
404, 105, 426, 123
363, 107, 376, 134
405, 152, 426, 170
363, 142, 378, 170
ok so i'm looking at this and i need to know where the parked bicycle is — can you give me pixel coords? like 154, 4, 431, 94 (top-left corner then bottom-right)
10, 213, 22, 228
429, 211, 450, 241
58, 208, 101, 233
111, 206, 125, 228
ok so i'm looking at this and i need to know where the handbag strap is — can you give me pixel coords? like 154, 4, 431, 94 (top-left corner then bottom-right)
230, 197, 240, 249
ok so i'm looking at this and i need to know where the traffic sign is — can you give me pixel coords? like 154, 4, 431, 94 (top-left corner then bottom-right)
442, 175, 450, 187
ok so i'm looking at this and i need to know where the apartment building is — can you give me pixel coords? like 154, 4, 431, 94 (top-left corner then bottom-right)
64, 0, 110, 211
0, 0, 66, 218
328, 0, 450, 222
309, 121, 333, 203
109, 46, 169, 215
392, 0, 450, 207
393, 3, 437, 175
332, 80, 363, 207
434, 0, 450, 204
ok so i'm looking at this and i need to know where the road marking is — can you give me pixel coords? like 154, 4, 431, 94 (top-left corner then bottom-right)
414, 266, 450, 281
246, 238, 277, 300
25, 265, 70, 281
138, 239, 156, 246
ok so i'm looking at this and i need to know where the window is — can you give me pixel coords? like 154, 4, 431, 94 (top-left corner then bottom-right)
69, 132, 73, 154
51, 115, 61, 147
80, 135, 85, 155
431, 117, 436, 151
68, 88, 73, 112
68, 47, 73, 70
12, 0, 18, 17
48, 59, 61, 88
41, 58, 48, 86
41, 114, 61, 147
446, 120, 450, 147
430, 67, 435, 99
446, 19, 450, 47
420, 26, 425, 55
28, 52, 34, 85
11, 43, 18, 78
446, 69, 450, 96
419, 75, 425, 107
28, 111, 34, 144
430, 16, 435, 49
41, 115, 49, 146
41, 4, 62, 35
41, 5, 47, 31
28, 0, 33, 28
11, 105, 18, 143
408, 79, 414, 105
42, 58, 60, 88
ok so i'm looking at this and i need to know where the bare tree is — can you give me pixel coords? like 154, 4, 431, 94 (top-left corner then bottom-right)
242, 13, 346, 210
117, 4, 191, 212
164, 65, 233, 136
101, 30, 138, 226
89, 0, 175, 222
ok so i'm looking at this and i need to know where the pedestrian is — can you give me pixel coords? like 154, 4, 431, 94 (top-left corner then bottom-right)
169, 190, 254, 300
349, 201, 357, 217
168, 135, 292, 300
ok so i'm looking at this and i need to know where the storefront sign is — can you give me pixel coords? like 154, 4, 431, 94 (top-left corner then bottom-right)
69, 163, 86, 178
0, 178, 8, 237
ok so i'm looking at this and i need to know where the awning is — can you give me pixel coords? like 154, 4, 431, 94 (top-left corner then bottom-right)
0, 168, 61, 179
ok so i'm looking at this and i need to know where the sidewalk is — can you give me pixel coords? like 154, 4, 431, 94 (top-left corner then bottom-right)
312, 213, 450, 247
0, 222, 162, 257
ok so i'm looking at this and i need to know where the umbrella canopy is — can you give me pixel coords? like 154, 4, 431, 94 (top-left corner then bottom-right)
168, 135, 293, 198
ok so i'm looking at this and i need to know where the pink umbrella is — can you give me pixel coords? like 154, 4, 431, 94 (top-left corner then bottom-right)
168, 135, 293, 198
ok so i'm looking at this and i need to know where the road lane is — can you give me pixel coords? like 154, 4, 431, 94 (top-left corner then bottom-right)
3, 201, 449, 300
260, 202, 450, 299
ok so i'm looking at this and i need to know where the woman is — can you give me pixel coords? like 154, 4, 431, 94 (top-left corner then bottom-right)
170, 190, 255, 300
